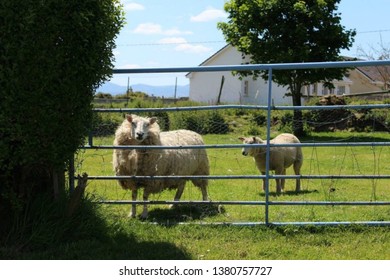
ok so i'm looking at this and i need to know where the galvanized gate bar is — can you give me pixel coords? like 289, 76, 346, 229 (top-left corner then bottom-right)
81, 142, 390, 150
92, 103, 390, 113
112, 60, 390, 74
97, 200, 390, 206
73, 60, 390, 226
81, 175, 390, 180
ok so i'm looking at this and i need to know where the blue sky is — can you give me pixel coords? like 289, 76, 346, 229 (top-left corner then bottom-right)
110, 0, 390, 87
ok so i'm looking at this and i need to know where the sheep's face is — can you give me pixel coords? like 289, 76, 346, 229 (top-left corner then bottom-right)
126, 114, 157, 143
238, 136, 262, 157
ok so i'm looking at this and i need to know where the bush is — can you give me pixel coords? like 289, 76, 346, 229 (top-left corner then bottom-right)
205, 111, 230, 134
0, 0, 124, 239
170, 110, 229, 134
92, 114, 119, 137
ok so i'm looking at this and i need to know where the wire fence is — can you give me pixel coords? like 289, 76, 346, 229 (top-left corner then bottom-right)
71, 60, 390, 226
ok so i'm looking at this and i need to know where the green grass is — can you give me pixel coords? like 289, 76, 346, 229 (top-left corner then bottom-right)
4, 131, 390, 259
80, 131, 390, 225
47, 130, 389, 260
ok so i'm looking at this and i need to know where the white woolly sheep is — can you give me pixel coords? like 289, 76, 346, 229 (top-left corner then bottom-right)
113, 114, 210, 218
239, 133, 303, 194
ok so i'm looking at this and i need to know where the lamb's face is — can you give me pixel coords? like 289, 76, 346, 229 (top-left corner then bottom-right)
126, 114, 157, 143
238, 136, 262, 157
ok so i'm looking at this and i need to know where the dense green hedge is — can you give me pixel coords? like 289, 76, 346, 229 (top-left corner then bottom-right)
0, 0, 124, 237
91, 97, 390, 138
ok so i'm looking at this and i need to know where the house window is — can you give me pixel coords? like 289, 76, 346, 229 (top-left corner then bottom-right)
337, 86, 346, 95
243, 80, 249, 96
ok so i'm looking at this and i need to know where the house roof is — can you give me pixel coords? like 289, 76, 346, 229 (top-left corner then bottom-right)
197, 44, 232, 66
185, 44, 231, 77
356, 65, 390, 84
187, 44, 389, 84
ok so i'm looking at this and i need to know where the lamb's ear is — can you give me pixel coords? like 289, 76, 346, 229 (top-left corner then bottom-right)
149, 117, 158, 124
126, 114, 132, 123
238, 137, 245, 141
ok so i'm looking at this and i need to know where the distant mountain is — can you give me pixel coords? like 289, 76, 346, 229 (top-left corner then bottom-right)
96, 82, 189, 98
97, 82, 127, 95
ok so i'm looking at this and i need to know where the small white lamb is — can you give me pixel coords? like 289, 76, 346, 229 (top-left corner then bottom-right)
239, 133, 303, 194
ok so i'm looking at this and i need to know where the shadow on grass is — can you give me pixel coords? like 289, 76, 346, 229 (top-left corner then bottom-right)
259, 189, 319, 197
0, 194, 191, 260
146, 204, 223, 226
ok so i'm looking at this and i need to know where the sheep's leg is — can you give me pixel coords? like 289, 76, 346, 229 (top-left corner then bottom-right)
140, 190, 149, 219
294, 162, 301, 192
275, 178, 282, 194
200, 186, 209, 201
174, 184, 185, 201
281, 169, 286, 191
170, 184, 185, 209
128, 189, 138, 218
261, 171, 266, 191
275, 168, 283, 195
192, 178, 209, 201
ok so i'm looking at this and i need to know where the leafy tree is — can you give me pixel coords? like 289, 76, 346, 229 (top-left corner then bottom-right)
0, 0, 124, 231
218, 0, 356, 136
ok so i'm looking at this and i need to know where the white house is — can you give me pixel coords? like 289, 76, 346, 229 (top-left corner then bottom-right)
186, 45, 388, 105
186, 45, 291, 105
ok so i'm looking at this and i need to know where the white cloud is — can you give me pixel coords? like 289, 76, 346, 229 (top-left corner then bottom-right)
175, 43, 211, 54
133, 23, 162, 34
133, 23, 192, 35
191, 7, 227, 22
123, 1, 144, 11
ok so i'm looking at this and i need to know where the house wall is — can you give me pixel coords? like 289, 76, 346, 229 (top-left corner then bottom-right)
240, 77, 292, 105
188, 45, 370, 105
188, 46, 242, 104
348, 69, 383, 93
188, 46, 293, 105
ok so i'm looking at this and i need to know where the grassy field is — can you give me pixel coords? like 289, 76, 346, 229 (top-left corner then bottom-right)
29, 129, 384, 260
80, 131, 390, 224
4, 129, 390, 259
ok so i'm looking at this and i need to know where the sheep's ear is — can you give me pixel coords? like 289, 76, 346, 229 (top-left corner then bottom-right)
149, 117, 158, 124
252, 136, 256, 142
238, 137, 245, 141
126, 114, 132, 122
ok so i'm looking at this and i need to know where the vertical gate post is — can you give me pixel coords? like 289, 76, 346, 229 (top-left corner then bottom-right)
264, 68, 273, 226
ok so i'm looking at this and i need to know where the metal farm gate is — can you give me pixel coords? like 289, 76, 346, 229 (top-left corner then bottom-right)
70, 60, 390, 226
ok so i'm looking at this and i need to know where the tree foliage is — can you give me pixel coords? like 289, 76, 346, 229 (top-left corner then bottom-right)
218, 0, 356, 135
0, 0, 125, 229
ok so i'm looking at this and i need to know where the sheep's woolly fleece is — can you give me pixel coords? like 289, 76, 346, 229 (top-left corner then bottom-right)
239, 133, 303, 194
113, 114, 210, 218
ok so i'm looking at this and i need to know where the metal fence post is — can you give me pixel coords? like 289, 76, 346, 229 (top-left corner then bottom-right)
265, 68, 273, 226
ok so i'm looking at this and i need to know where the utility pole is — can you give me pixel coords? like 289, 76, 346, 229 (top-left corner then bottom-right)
174, 77, 178, 103
126, 76, 130, 107
217, 75, 225, 105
